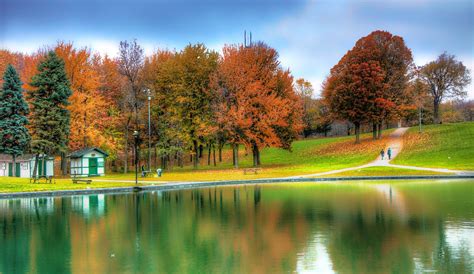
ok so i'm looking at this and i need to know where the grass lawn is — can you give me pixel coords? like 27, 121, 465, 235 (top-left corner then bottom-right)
318, 166, 449, 178
0, 177, 148, 193
393, 122, 474, 170
98, 130, 395, 182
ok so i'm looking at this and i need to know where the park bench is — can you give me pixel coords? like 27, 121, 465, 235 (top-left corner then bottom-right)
72, 176, 92, 184
30, 175, 54, 184
141, 170, 154, 177
243, 168, 261, 175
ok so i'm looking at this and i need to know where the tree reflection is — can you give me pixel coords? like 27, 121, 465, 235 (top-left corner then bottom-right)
0, 181, 472, 273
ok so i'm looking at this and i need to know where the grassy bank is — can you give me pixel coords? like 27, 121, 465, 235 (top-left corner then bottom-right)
318, 166, 449, 178
99, 130, 395, 181
393, 122, 474, 170
0, 177, 146, 193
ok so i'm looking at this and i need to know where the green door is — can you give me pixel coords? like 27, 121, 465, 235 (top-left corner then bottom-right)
38, 159, 44, 176
15, 163, 21, 177
89, 158, 98, 176
8, 163, 12, 177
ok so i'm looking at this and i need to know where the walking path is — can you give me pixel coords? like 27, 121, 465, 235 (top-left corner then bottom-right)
288, 127, 473, 178
90, 127, 472, 185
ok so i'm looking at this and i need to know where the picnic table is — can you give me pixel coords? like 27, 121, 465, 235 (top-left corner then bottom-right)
30, 175, 54, 184
141, 170, 154, 177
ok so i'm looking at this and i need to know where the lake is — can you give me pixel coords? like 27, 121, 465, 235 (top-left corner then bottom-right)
1, 180, 473, 273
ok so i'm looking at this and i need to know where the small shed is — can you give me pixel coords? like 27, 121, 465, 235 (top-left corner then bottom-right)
68, 148, 108, 177
0, 154, 54, 178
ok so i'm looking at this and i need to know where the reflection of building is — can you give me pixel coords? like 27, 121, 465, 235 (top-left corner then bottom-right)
71, 194, 106, 217
68, 148, 108, 177
0, 154, 54, 178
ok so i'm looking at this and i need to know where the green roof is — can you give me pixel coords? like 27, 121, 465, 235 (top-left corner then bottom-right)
68, 147, 109, 158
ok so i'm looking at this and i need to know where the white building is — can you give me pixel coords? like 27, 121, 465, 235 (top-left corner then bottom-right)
0, 154, 54, 178
68, 147, 108, 177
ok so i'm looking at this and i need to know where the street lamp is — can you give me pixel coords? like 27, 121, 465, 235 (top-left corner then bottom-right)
144, 88, 152, 172
133, 130, 140, 185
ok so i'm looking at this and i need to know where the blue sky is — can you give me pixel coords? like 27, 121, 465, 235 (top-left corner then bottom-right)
1, 0, 473, 98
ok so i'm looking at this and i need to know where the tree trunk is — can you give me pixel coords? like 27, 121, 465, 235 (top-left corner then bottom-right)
372, 123, 377, 140
124, 124, 129, 174
354, 122, 361, 144
61, 151, 67, 176
257, 146, 261, 166
419, 107, 422, 133
233, 144, 239, 169
199, 144, 204, 159
213, 145, 216, 166
12, 155, 16, 178
252, 144, 260, 167
218, 144, 223, 162
433, 99, 441, 124
207, 145, 211, 165
193, 140, 199, 169
377, 122, 382, 139
32, 154, 39, 179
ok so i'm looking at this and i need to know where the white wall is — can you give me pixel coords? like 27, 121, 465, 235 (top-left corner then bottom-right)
69, 151, 106, 177
0, 162, 6, 176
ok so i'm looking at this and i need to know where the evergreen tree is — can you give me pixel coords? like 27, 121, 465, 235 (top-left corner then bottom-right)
0, 64, 31, 176
28, 52, 72, 175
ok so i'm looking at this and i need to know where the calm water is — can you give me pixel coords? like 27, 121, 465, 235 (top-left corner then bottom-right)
1, 180, 473, 273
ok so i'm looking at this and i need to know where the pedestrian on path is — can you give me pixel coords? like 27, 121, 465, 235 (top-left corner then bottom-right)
387, 147, 392, 160
380, 149, 385, 160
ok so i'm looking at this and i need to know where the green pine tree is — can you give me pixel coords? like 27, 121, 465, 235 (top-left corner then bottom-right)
28, 52, 72, 176
0, 64, 31, 177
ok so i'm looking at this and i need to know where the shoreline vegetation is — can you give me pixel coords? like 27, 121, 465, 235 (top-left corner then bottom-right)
1, 122, 473, 194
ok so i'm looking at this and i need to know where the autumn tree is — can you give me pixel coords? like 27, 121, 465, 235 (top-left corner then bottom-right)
324, 61, 387, 143
419, 52, 471, 124
172, 44, 219, 169
214, 43, 303, 167
343, 31, 413, 138
117, 40, 145, 173
29, 52, 72, 175
94, 55, 127, 168
143, 49, 186, 169
0, 65, 31, 176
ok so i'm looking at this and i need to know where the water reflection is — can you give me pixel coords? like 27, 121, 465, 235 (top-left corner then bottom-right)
0, 181, 473, 273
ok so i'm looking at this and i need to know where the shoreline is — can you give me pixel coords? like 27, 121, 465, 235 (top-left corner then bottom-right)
1, 174, 473, 199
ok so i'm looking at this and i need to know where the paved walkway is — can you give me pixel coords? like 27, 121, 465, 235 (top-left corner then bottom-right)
288, 127, 473, 178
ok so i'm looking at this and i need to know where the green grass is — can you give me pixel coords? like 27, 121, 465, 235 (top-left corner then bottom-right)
98, 130, 395, 181
0, 177, 149, 193
393, 122, 474, 170
319, 166, 449, 177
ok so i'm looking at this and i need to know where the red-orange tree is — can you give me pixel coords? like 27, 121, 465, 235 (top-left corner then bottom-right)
324, 30, 413, 142
213, 43, 303, 166
323, 61, 387, 143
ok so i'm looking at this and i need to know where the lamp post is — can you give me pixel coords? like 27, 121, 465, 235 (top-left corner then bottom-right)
133, 130, 140, 185
145, 88, 152, 171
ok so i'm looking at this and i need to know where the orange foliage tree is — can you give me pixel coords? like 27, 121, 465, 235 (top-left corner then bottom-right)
213, 43, 303, 167
324, 30, 413, 142
54, 43, 112, 153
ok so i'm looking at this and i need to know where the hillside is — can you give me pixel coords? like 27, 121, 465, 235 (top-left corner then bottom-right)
393, 122, 474, 170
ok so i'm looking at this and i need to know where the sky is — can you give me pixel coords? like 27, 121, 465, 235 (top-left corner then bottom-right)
1, 0, 473, 98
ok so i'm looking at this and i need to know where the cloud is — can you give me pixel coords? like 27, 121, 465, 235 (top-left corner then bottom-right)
262, 0, 474, 98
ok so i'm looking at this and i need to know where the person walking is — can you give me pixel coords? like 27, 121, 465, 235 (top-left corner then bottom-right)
387, 147, 392, 160
380, 149, 385, 160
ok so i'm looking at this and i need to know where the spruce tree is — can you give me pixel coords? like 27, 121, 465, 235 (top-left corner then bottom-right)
29, 52, 72, 176
0, 64, 31, 176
